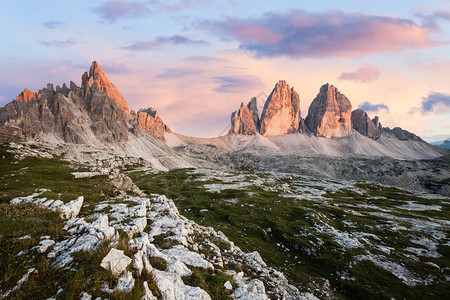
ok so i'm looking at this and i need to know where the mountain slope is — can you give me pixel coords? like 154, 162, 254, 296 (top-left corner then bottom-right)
0, 62, 192, 170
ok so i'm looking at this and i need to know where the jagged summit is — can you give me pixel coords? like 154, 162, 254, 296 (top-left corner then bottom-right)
260, 80, 301, 136
228, 81, 424, 145
82, 61, 129, 114
16, 88, 41, 102
305, 83, 352, 138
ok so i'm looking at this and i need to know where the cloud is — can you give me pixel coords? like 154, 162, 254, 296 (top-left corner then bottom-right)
359, 101, 389, 112
418, 92, 450, 113
184, 56, 226, 62
42, 21, 65, 29
213, 75, 263, 93
39, 40, 77, 47
94, 0, 152, 23
155, 68, 201, 78
121, 35, 207, 51
339, 63, 380, 83
200, 10, 440, 59
102, 61, 133, 74
415, 8, 450, 30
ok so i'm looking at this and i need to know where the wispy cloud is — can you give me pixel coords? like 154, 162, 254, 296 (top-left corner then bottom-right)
39, 39, 77, 48
200, 10, 440, 59
121, 35, 207, 51
184, 56, 226, 62
42, 21, 65, 29
359, 101, 389, 112
155, 68, 202, 78
339, 63, 380, 83
413, 92, 450, 113
415, 8, 450, 30
213, 75, 263, 93
94, 0, 152, 23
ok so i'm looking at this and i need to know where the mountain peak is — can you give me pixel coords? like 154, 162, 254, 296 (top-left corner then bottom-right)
89, 61, 105, 79
82, 61, 129, 114
260, 80, 300, 136
305, 83, 352, 138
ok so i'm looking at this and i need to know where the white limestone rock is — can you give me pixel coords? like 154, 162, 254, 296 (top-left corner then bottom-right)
116, 271, 135, 292
100, 248, 132, 276
153, 270, 211, 300
37, 239, 55, 253
141, 281, 157, 300
162, 245, 213, 269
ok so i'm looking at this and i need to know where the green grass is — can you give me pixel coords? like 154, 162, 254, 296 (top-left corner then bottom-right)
0, 143, 117, 206
182, 267, 233, 300
129, 168, 450, 299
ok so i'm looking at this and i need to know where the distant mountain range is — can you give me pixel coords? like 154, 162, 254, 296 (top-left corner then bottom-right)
430, 139, 450, 150
0, 61, 446, 162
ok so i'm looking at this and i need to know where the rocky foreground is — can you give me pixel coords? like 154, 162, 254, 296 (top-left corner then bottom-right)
6, 191, 312, 300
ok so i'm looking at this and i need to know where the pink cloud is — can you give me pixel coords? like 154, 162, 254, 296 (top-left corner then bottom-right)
339, 63, 380, 83
201, 10, 442, 59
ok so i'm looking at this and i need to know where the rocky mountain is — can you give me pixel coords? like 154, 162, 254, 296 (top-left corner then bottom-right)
305, 84, 353, 138
228, 81, 430, 147
260, 80, 301, 136
351, 108, 382, 140
0, 61, 190, 170
132, 107, 171, 141
230, 101, 258, 136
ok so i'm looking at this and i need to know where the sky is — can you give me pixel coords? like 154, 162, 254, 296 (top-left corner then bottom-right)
1, 0, 450, 141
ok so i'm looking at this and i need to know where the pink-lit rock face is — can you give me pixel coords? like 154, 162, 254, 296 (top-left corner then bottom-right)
305, 84, 352, 138
133, 107, 171, 141
82, 61, 129, 114
259, 80, 300, 136
15, 88, 41, 102
230, 102, 258, 135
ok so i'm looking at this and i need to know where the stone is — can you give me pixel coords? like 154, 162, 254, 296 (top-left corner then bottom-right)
153, 270, 211, 300
305, 84, 353, 138
224, 281, 233, 290
80, 292, 92, 300
100, 248, 132, 275
116, 271, 135, 292
37, 239, 55, 253
134, 107, 171, 141
260, 80, 300, 136
230, 102, 258, 135
60, 196, 84, 219
141, 281, 157, 300
247, 97, 260, 130
162, 245, 214, 269
351, 109, 381, 140
232, 279, 268, 300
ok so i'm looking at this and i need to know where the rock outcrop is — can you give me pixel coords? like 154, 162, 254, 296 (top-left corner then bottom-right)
133, 107, 171, 141
351, 109, 382, 140
230, 101, 258, 136
16, 88, 41, 102
305, 84, 352, 138
260, 81, 300, 136
81, 61, 129, 114
382, 127, 422, 141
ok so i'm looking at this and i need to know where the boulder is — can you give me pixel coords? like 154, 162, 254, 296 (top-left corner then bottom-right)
260, 81, 300, 136
305, 84, 352, 138
100, 248, 132, 275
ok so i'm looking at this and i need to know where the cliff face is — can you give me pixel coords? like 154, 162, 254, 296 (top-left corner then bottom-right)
230, 99, 259, 136
351, 109, 382, 140
305, 84, 352, 138
0, 61, 174, 143
133, 107, 171, 141
260, 81, 300, 136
